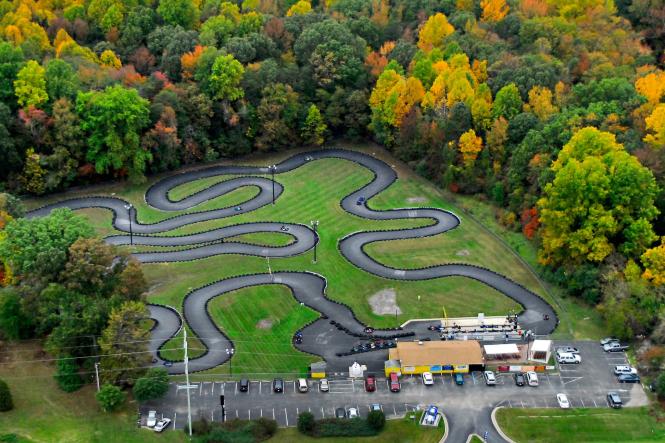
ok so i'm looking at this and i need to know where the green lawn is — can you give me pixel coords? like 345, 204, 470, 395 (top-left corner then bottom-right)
468, 436, 483, 443
25, 145, 558, 377
496, 407, 665, 443
0, 342, 185, 443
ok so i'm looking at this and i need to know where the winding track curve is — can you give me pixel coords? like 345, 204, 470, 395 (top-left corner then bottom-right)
27, 149, 557, 374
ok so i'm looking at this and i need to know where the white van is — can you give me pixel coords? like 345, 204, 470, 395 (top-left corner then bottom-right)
526, 371, 539, 387
297, 378, 308, 393
557, 352, 581, 364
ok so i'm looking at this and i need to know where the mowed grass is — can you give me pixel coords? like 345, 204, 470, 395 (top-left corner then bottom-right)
0, 342, 185, 443
26, 145, 546, 377
496, 407, 665, 442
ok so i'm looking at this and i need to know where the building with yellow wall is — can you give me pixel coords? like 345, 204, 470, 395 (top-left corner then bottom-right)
384, 340, 484, 376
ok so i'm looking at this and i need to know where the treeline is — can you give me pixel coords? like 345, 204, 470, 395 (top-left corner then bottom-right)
1, 1, 665, 354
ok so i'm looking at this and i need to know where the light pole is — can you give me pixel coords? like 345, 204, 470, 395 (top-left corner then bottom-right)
310, 220, 319, 263
225, 348, 235, 376
269, 165, 276, 205
124, 203, 134, 245
94, 362, 100, 392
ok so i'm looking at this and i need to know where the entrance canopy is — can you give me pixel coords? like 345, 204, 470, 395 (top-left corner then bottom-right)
484, 344, 519, 355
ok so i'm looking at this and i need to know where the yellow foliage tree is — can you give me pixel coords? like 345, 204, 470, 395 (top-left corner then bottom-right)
641, 239, 665, 285
480, 0, 509, 23
417, 13, 455, 52
644, 104, 665, 150
392, 77, 425, 126
286, 0, 311, 16
54, 28, 75, 56
524, 86, 558, 121
100, 50, 121, 69
635, 71, 665, 105
458, 129, 483, 167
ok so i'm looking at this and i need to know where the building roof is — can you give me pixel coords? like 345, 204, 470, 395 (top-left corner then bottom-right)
531, 340, 551, 352
388, 340, 484, 366
484, 344, 519, 355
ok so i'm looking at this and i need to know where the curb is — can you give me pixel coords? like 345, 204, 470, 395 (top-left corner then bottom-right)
466, 434, 482, 443
491, 406, 516, 443
439, 411, 449, 443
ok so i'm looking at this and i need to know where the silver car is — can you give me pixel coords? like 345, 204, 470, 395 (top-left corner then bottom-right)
153, 418, 172, 432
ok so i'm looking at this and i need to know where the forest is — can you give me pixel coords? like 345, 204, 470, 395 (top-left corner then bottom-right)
2, 0, 665, 397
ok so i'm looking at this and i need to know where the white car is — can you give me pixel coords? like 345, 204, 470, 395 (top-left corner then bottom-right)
526, 371, 539, 387
600, 337, 619, 346
348, 407, 359, 418
153, 418, 172, 432
320, 378, 329, 392
557, 352, 582, 364
146, 410, 157, 427
557, 393, 570, 409
614, 365, 638, 376
484, 371, 496, 386
422, 372, 434, 385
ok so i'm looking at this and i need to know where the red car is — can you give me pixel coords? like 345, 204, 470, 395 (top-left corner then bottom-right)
389, 372, 400, 392
365, 374, 376, 392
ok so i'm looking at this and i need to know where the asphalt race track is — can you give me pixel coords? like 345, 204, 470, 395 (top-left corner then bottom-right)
27, 149, 558, 375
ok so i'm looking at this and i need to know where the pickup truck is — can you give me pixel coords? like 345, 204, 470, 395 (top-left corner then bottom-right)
603, 342, 629, 352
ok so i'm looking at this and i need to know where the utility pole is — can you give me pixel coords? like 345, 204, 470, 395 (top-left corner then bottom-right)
270, 165, 276, 205
310, 220, 319, 263
124, 203, 134, 245
94, 362, 100, 392
184, 329, 192, 437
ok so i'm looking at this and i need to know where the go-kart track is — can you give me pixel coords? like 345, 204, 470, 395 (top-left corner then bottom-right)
27, 149, 557, 375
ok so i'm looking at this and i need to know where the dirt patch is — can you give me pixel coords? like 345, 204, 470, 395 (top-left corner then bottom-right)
407, 197, 427, 203
256, 319, 273, 329
369, 289, 401, 316
456, 249, 471, 256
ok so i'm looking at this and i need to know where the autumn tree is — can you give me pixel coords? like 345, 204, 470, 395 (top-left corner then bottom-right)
287, 0, 312, 16
14, 61, 48, 109
76, 85, 151, 183
417, 13, 455, 53
255, 83, 301, 151
642, 239, 665, 286
523, 86, 558, 121
301, 104, 327, 146
458, 129, 483, 167
644, 104, 665, 150
480, 0, 509, 23
208, 54, 244, 101
538, 128, 659, 266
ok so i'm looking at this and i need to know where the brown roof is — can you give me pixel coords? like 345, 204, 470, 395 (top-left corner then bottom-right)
388, 340, 484, 366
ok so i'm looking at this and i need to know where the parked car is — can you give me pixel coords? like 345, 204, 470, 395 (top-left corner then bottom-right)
422, 405, 438, 425
273, 378, 284, 393
297, 378, 308, 393
607, 392, 623, 408
604, 342, 629, 353
239, 379, 249, 392
484, 371, 496, 386
614, 366, 638, 376
514, 373, 526, 387
335, 407, 347, 418
556, 393, 570, 409
526, 371, 539, 387
601, 337, 619, 346
618, 373, 641, 383
454, 373, 464, 385
154, 418, 172, 432
320, 378, 329, 392
365, 374, 376, 392
556, 346, 580, 354
146, 410, 157, 427
557, 352, 582, 364
348, 407, 359, 419
389, 372, 401, 392
370, 404, 382, 412
422, 372, 434, 386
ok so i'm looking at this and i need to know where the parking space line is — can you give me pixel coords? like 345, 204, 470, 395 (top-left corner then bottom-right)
235, 409, 238, 418
272, 408, 275, 420
285, 408, 288, 427
200, 384, 203, 395
261, 409, 263, 417
248, 409, 251, 420
581, 398, 585, 407
520, 400, 524, 408
211, 410, 214, 422
173, 412, 177, 428
321, 407, 325, 418
393, 405, 397, 416
235, 382, 237, 395
259, 382, 262, 394
508, 400, 512, 408
296, 407, 299, 416
211, 383, 215, 395
221, 383, 225, 395
593, 399, 597, 407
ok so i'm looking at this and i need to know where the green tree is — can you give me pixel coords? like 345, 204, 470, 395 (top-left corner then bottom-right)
157, 0, 199, 29
0, 379, 12, 412
0, 208, 94, 281
61, 238, 118, 295
492, 83, 522, 120
538, 127, 659, 266
256, 83, 302, 151
19, 148, 45, 195
14, 61, 48, 109
0, 42, 24, 106
0, 288, 31, 340
54, 358, 83, 392
133, 368, 169, 401
76, 85, 151, 183
208, 54, 244, 101
99, 301, 151, 385
297, 411, 315, 434
96, 383, 126, 412
301, 104, 327, 146
367, 410, 385, 431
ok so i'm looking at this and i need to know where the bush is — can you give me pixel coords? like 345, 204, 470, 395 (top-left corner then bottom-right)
133, 367, 169, 402
656, 371, 665, 400
95, 383, 125, 412
0, 379, 13, 412
54, 358, 82, 392
313, 418, 378, 437
367, 410, 385, 431
191, 418, 278, 442
297, 411, 315, 434
251, 417, 277, 440
191, 418, 212, 436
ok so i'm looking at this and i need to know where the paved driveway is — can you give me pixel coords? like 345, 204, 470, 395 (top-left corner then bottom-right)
140, 341, 648, 441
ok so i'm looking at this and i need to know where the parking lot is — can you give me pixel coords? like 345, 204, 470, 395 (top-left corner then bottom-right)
140, 341, 648, 433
